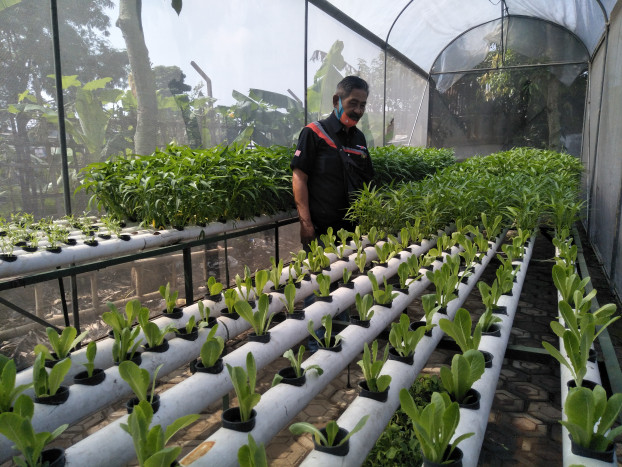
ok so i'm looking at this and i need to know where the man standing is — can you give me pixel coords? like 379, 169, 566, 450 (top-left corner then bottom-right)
291, 76, 374, 246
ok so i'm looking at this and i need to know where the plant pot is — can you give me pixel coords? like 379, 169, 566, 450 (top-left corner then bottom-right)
314, 295, 333, 303
222, 408, 256, 432
374, 299, 394, 308
118, 234, 132, 241
358, 381, 389, 402
126, 394, 160, 414
271, 312, 287, 324
409, 320, 433, 337
481, 324, 501, 338
44, 353, 68, 369
567, 379, 599, 391
248, 331, 270, 343
437, 306, 448, 315
349, 315, 370, 328
84, 239, 98, 247
73, 368, 106, 386
337, 281, 355, 289
320, 337, 342, 352
423, 446, 463, 467
394, 286, 409, 294
588, 348, 598, 363
163, 307, 184, 319
221, 311, 240, 320
35, 386, 70, 405
314, 427, 349, 456
97, 233, 111, 240
143, 339, 169, 353
64, 238, 77, 246
22, 245, 38, 252
480, 350, 493, 368
191, 358, 224, 374
456, 388, 480, 410
569, 434, 614, 463
387, 346, 414, 365
0, 254, 17, 262
206, 292, 223, 303
40, 447, 66, 467
277, 367, 306, 387
114, 352, 142, 366
492, 305, 507, 315
175, 327, 199, 341
45, 246, 62, 253
286, 309, 305, 320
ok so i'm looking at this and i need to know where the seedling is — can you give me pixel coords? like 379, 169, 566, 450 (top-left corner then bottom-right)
138, 307, 176, 348
542, 324, 592, 387
426, 263, 460, 308
289, 415, 369, 447
34, 326, 88, 361
238, 434, 269, 467
351, 226, 364, 251
272, 346, 323, 386
319, 227, 337, 254
184, 315, 197, 334
121, 400, 199, 467
389, 314, 425, 357
206, 276, 224, 297
199, 325, 225, 368
112, 327, 142, 364
421, 294, 440, 333
235, 266, 254, 301
366, 226, 379, 245
278, 283, 297, 314
397, 262, 411, 289
481, 212, 503, 240
253, 269, 269, 299
438, 307, 482, 353
0, 395, 68, 467
354, 293, 374, 321
440, 349, 485, 404
197, 301, 213, 327
32, 352, 71, 398
235, 295, 275, 336
335, 228, 352, 259
307, 315, 342, 349
82, 341, 98, 378
0, 355, 32, 413
354, 250, 367, 274
226, 353, 261, 422
374, 241, 396, 264
224, 288, 239, 315
103, 300, 141, 335
159, 282, 179, 313
342, 268, 353, 286
477, 309, 502, 333
118, 361, 163, 405
357, 340, 391, 392
478, 280, 504, 312
268, 257, 284, 289
314, 273, 332, 298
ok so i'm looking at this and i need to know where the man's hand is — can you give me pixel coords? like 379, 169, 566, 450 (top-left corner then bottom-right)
300, 218, 315, 246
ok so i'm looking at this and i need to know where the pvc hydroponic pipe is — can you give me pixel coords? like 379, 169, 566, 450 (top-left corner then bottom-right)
298, 231, 509, 466
0, 211, 295, 280
62, 237, 443, 466
187, 232, 509, 466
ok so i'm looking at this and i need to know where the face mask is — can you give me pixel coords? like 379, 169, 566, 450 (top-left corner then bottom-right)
335, 97, 358, 128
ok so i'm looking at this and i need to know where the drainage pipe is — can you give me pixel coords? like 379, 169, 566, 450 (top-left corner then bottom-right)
186, 232, 508, 466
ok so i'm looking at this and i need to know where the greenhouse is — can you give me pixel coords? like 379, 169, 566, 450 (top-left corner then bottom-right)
0, 0, 621, 465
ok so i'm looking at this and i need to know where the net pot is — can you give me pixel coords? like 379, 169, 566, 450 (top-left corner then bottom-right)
358, 381, 389, 402
40, 448, 66, 467
286, 309, 305, 320
277, 367, 306, 387
480, 350, 493, 369
349, 316, 370, 328
73, 368, 106, 386
314, 427, 349, 456
114, 352, 142, 367
456, 388, 481, 410
191, 358, 224, 375
127, 394, 160, 415
163, 308, 184, 319
143, 339, 169, 353
481, 324, 501, 338
175, 327, 199, 341
35, 386, 70, 406
569, 434, 615, 463
423, 446, 463, 467
387, 347, 414, 365
248, 331, 271, 344
222, 408, 256, 432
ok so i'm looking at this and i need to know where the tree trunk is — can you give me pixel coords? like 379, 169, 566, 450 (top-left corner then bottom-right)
547, 75, 561, 151
117, 0, 157, 156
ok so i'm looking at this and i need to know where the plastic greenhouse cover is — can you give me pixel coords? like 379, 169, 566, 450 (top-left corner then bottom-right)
326, 0, 613, 72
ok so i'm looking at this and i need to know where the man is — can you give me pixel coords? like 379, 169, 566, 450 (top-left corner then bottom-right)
291, 76, 374, 247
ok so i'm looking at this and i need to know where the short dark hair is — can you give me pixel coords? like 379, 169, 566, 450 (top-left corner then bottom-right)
336, 76, 369, 98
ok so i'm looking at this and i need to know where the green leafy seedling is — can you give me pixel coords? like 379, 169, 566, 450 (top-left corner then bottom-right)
34, 326, 88, 361
118, 361, 163, 405
272, 346, 323, 386
314, 273, 332, 298
307, 314, 341, 349
357, 340, 391, 392
200, 325, 225, 368
440, 349, 485, 404
355, 293, 374, 321
32, 353, 72, 398
226, 353, 261, 422
238, 434, 268, 467
235, 295, 274, 336
207, 276, 224, 297
82, 341, 97, 378
159, 282, 179, 313
0, 356, 32, 413
289, 415, 369, 447
138, 307, 176, 348
438, 307, 482, 353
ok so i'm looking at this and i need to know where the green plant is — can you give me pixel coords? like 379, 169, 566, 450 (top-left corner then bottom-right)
235, 295, 275, 336
112, 327, 143, 364
184, 315, 197, 334
138, 307, 176, 348
103, 300, 141, 335
405, 254, 424, 280
306, 242, 330, 273
289, 415, 369, 447
342, 267, 353, 285
121, 399, 199, 467
118, 360, 163, 405
224, 288, 239, 315
197, 301, 212, 327
366, 226, 379, 245
438, 307, 482, 353
31, 353, 72, 398
495, 261, 516, 294
397, 262, 410, 290
552, 264, 590, 303
374, 241, 396, 264
0, 236, 15, 258
272, 346, 323, 386
0, 356, 32, 413
268, 257, 284, 290
226, 353, 261, 422
355, 293, 374, 321
478, 280, 504, 312
352, 226, 364, 252
0, 395, 68, 467
199, 325, 225, 368
561, 385, 622, 452
308, 315, 342, 349
82, 341, 98, 378
100, 214, 122, 237
314, 273, 332, 298
319, 227, 337, 255
389, 314, 425, 357
278, 283, 297, 314
335, 228, 352, 259
367, 272, 398, 305
440, 349, 485, 404
159, 282, 179, 313
358, 340, 391, 392
253, 269, 269, 299
481, 212, 503, 240
355, 250, 367, 274
238, 434, 268, 467
421, 294, 439, 333
426, 263, 460, 308
542, 324, 592, 387
398, 389, 473, 463
477, 309, 502, 333
552, 299, 618, 345
206, 276, 224, 297
235, 266, 254, 301
33, 326, 88, 361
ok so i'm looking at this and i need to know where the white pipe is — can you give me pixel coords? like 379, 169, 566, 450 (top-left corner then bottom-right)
0, 211, 295, 281
299, 231, 508, 466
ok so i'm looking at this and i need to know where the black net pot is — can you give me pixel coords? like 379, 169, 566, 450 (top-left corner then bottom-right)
126, 394, 160, 414
314, 427, 349, 457
175, 327, 199, 341
569, 434, 615, 463
481, 324, 501, 338
222, 408, 256, 432
423, 446, 463, 467
358, 381, 389, 403
285, 309, 305, 320
73, 368, 106, 386
349, 315, 370, 328
114, 352, 142, 367
492, 305, 507, 315
191, 358, 224, 375
205, 293, 223, 303
319, 337, 342, 353
456, 388, 481, 410
314, 295, 333, 303
479, 350, 494, 369
247, 331, 271, 344
409, 320, 433, 337
277, 367, 306, 387
387, 346, 414, 365
40, 448, 66, 467
163, 308, 184, 319
142, 339, 169, 353
44, 353, 68, 369
35, 386, 70, 406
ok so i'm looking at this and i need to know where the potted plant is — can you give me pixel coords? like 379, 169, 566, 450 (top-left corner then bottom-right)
481, 212, 503, 241
112, 326, 143, 365
138, 307, 176, 352
118, 361, 163, 414
426, 264, 460, 312
268, 257, 285, 291
399, 389, 473, 466
410, 294, 439, 337
121, 399, 199, 467
0, 235, 16, 262
368, 272, 398, 307
308, 315, 342, 351
373, 242, 396, 266
396, 262, 411, 292
238, 434, 268, 467
351, 293, 374, 327
477, 309, 502, 337
478, 280, 506, 314
334, 228, 352, 260
314, 273, 333, 302
252, 269, 270, 302
339, 268, 355, 289
235, 294, 275, 343
32, 353, 72, 405
103, 300, 141, 338
175, 315, 199, 341
193, 325, 225, 374
159, 282, 183, 318
404, 254, 424, 281
561, 385, 622, 462
354, 250, 367, 275
278, 283, 304, 320
542, 323, 593, 388
206, 276, 224, 302
357, 340, 391, 402
73, 341, 106, 386
440, 349, 485, 409
388, 314, 426, 364
0, 355, 32, 413
34, 326, 88, 367
100, 214, 123, 240
438, 307, 492, 367
196, 300, 217, 328
271, 346, 323, 387
223, 353, 261, 432
0, 395, 68, 467
289, 415, 369, 457
223, 288, 241, 319
235, 267, 254, 303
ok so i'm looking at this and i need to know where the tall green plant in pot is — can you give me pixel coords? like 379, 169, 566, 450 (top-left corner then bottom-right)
235, 295, 275, 342
357, 340, 391, 401
388, 314, 426, 364
34, 326, 88, 365
224, 353, 261, 431
119, 361, 163, 414
0, 356, 32, 413
31, 352, 72, 404
440, 349, 485, 408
